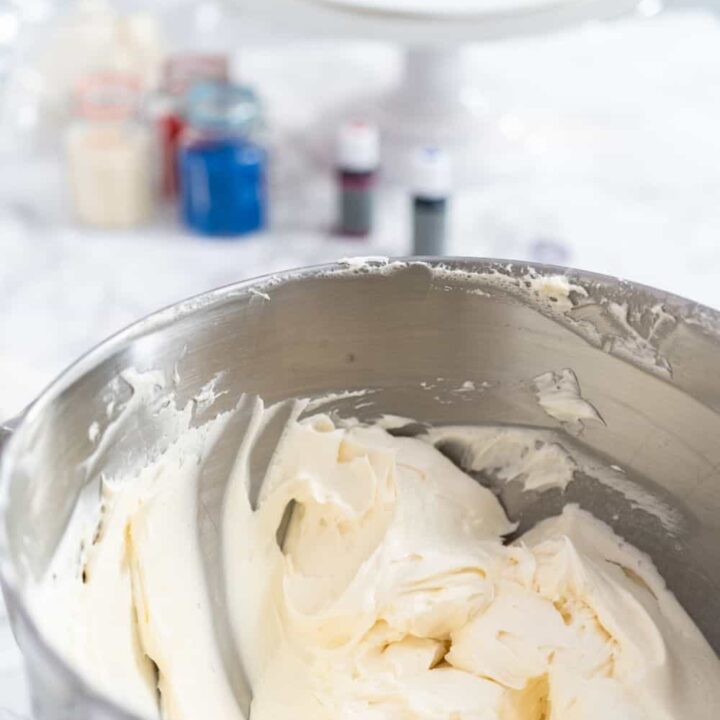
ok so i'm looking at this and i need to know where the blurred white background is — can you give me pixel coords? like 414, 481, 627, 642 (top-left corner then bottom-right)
0, 0, 719, 419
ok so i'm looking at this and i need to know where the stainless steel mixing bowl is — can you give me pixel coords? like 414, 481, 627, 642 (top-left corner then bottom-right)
1, 258, 719, 720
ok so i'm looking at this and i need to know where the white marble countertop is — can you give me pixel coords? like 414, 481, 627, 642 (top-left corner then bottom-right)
3, 8, 720, 716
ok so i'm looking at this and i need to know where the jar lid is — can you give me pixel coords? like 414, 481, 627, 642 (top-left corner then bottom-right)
185, 81, 262, 135
75, 72, 142, 122
337, 121, 380, 172
163, 54, 229, 97
410, 146, 452, 199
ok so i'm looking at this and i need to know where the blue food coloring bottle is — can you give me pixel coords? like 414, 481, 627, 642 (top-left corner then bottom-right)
178, 81, 266, 237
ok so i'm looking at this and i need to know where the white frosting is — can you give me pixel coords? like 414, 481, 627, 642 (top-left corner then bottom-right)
28, 405, 720, 720
248, 288, 271, 301
29, 409, 240, 718
426, 424, 578, 492
532, 368, 604, 429
423, 424, 683, 532
523, 274, 588, 314
602, 301, 675, 379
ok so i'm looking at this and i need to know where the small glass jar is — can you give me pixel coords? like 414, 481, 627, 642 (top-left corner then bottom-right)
66, 73, 153, 228
149, 54, 229, 199
178, 81, 266, 237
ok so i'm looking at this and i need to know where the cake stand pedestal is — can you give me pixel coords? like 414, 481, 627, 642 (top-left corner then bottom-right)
241, 0, 643, 184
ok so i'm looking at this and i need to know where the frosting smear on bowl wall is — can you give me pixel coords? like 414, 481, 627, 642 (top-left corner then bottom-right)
28, 393, 720, 720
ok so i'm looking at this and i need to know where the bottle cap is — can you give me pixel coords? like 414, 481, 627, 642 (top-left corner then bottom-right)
163, 54, 229, 97
337, 121, 380, 173
185, 80, 262, 136
411, 146, 452, 199
75, 72, 141, 122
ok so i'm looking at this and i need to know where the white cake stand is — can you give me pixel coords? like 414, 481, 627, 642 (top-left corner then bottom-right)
244, 0, 643, 183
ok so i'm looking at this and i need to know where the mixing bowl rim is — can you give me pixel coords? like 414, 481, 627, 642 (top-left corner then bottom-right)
0, 255, 716, 719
